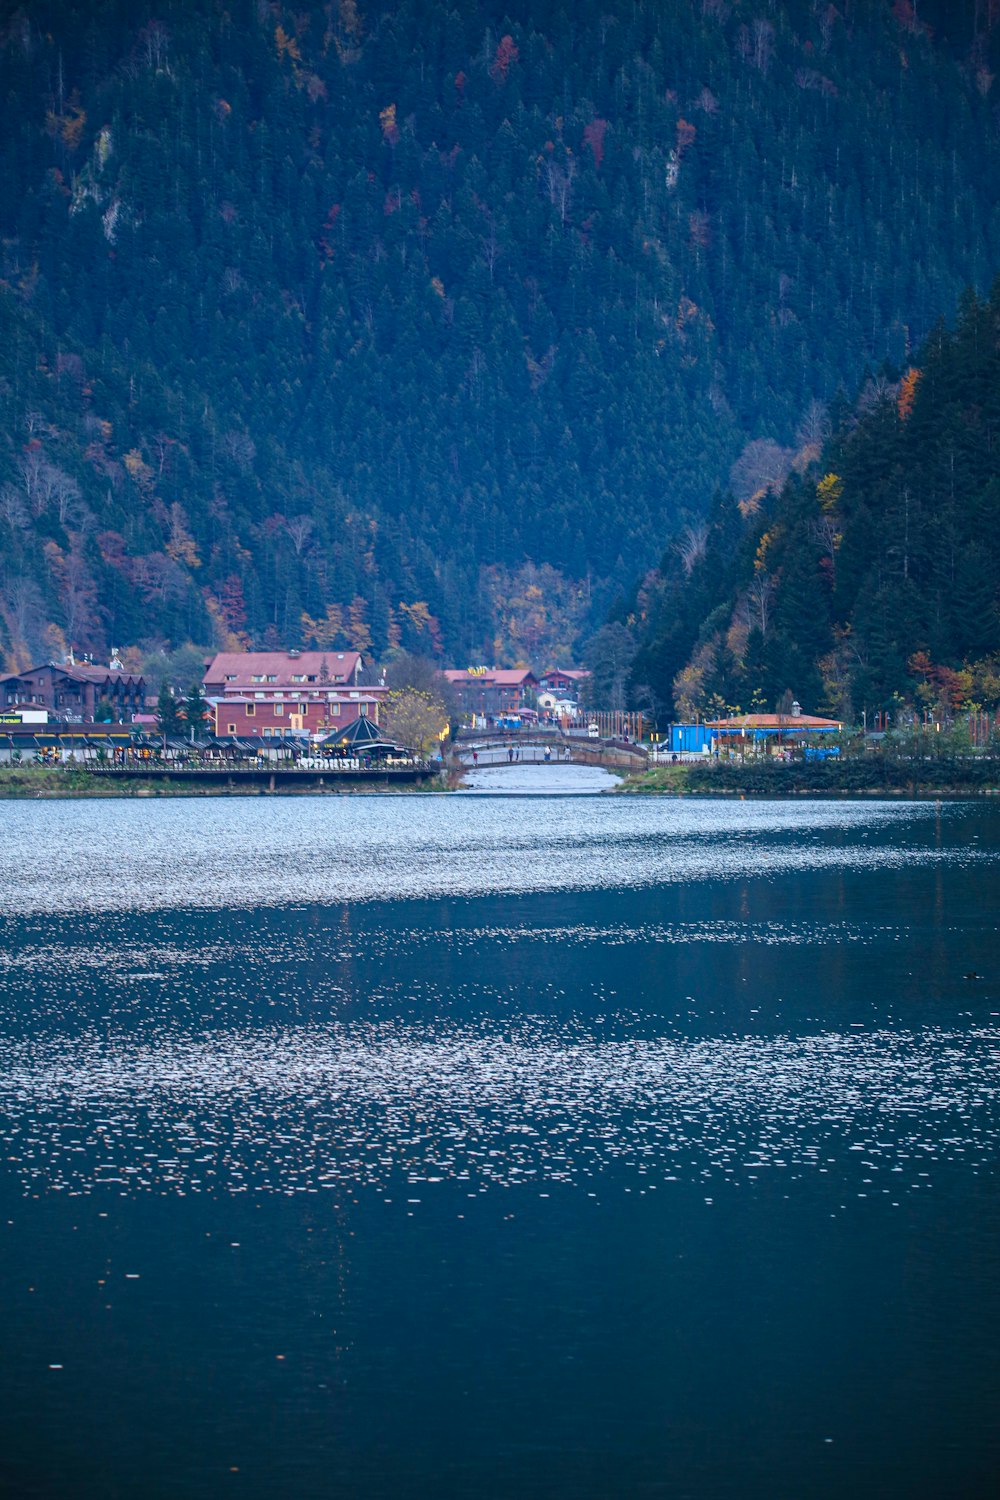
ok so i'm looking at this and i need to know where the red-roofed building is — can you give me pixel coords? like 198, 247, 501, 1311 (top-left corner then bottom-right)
203, 649, 363, 695
704, 711, 842, 754
704, 712, 842, 735
203, 649, 384, 739
538, 668, 589, 697
443, 668, 538, 715
213, 690, 384, 740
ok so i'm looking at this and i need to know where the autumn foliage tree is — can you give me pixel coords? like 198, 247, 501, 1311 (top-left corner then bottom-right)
382, 687, 448, 757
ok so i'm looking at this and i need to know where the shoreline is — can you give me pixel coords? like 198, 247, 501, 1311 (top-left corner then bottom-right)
614, 759, 1000, 800
1, 766, 998, 801
0, 767, 453, 799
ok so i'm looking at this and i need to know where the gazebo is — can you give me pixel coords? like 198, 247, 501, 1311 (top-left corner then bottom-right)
319, 713, 405, 760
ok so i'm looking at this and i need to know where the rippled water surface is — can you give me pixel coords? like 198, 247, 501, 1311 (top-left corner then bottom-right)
1, 792, 998, 1499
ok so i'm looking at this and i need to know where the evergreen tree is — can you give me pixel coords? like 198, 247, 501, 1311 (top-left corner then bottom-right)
183, 682, 208, 739
156, 683, 182, 738
632, 281, 1000, 722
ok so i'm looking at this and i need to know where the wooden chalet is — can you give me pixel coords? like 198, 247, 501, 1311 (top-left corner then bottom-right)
0, 657, 146, 723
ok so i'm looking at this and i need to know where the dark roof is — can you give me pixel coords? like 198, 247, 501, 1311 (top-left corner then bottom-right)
319, 714, 402, 752
209, 735, 261, 752
329, 712, 385, 746
443, 668, 537, 687
0, 661, 143, 687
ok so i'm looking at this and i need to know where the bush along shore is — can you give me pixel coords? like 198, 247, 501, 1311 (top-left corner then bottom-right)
0, 765, 118, 798
0, 764, 448, 798
618, 755, 1000, 797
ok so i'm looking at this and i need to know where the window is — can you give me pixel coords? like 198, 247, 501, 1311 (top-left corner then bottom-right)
245, 704, 255, 716
329, 703, 340, 716
292, 674, 305, 683
227, 723, 236, 734
251, 675, 264, 683
266, 675, 277, 683
273, 704, 283, 716
307, 675, 317, 682
254, 692, 265, 699
225, 674, 237, 682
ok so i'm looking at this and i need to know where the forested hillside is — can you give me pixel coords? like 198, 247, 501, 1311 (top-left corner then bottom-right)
626, 281, 1000, 724
1, 0, 999, 669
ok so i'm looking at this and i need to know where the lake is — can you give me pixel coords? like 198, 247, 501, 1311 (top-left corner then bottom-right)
1, 783, 998, 1498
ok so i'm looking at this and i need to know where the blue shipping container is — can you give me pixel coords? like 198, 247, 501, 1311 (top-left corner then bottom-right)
667, 724, 715, 754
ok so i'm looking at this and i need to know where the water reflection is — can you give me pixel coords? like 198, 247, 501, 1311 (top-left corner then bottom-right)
0, 795, 984, 914
0, 798, 998, 1500
458, 763, 621, 794
1, 1015, 995, 1205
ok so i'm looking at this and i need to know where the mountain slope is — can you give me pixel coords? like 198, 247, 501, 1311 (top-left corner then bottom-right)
1, 0, 999, 668
627, 280, 1000, 723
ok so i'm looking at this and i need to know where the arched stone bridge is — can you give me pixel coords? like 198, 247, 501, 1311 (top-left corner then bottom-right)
453, 730, 647, 772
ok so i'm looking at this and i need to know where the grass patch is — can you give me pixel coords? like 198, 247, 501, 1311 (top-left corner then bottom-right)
0, 763, 111, 797
618, 756, 1000, 796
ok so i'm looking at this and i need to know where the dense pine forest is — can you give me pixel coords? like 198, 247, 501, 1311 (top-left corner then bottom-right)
626, 281, 1000, 723
1, 0, 999, 674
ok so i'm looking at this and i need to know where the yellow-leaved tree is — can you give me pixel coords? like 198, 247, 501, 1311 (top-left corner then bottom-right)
300, 604, 344, 649
382, 688, 448, 757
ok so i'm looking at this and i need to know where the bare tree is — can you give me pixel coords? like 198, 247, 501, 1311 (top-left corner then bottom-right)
542, 156, 576, 224
855, 374, 899, 417
751, 18, 775, 74
18, 453, 81, 521
139, 19, 169, 70
741, 573, 777, 638
221, 429, 256, 472
58, 547, 98, 644
131, 553, 186, 605
795, 398, 830, 451
810, 513, 840, 572
673, 521, 709, 576
3, 574, 46, 652
283, 515, 314, 556
0, 483, 28, 530
18, 451, 44, 513
728, 438, 794, 504
480, 218, 502, 284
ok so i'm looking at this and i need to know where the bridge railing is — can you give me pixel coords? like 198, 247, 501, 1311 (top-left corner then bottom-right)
454, 732, 647, 769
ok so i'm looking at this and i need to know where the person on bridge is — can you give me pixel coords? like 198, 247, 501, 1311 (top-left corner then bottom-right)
473, 750, 479, 765
508, 747, 514, 763
544, 747, 551, 762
